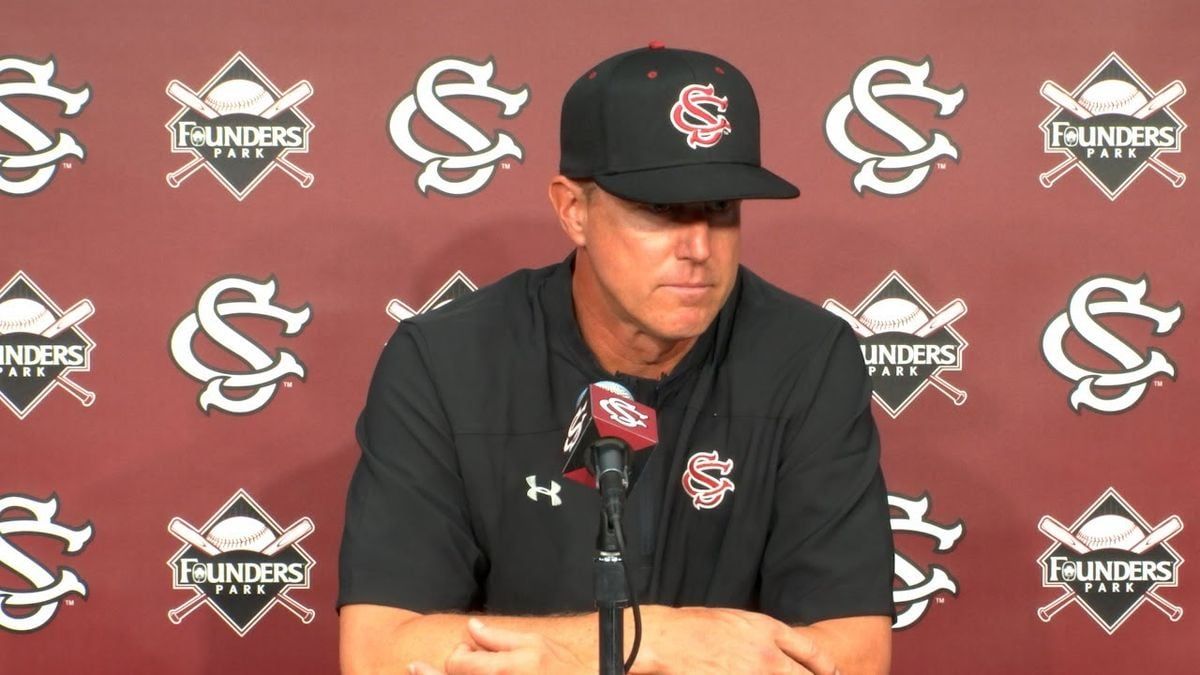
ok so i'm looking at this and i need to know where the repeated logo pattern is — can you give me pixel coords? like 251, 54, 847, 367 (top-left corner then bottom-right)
169, 276, 312, 415
825, 57, 965, 196
167, 490, 315, 635
0, 57, 90, 196
386, 271, 478, 322
0, 494, 93, 633
1041, 275, 1182, 414
0, 272, 95, 419
166, 52, 314, 200
890, 493, 963, 629
1040, 53, 1185, 199
825, 272, 968, 418
1037, 488, 1182, 633
388, 57, 529, 196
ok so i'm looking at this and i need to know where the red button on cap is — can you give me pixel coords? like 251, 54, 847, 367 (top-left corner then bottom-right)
648, 41, 666, 50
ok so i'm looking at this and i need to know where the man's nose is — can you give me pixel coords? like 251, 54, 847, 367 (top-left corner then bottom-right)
674, 219, 712, 262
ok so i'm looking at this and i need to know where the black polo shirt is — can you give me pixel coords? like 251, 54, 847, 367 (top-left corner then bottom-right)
339, 257, 894, 625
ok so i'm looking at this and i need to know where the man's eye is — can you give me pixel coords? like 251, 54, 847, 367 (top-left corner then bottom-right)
647, 203, 673, 215
707, 200, 732, 213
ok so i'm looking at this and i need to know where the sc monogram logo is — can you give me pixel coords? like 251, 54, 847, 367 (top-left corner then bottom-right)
824, 57, 965, 196
599, 396, 648, 428
670, 83, 731, 149
889, 493, 962, 630
169, 276, 312, 415
0, 56, 90, 197
388, 57, 530, 196
1042, 275, 1182, 414
0, 494, 93, 633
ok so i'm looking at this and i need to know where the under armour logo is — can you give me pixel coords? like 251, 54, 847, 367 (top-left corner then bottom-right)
525, 476, 562, 506
1041, 275, 1182, 413
0, 57, 90, 197
599, 396, 647, 429
824, 57, 965, 195
388, 57, 529, 196
169, 276, 312, 415
670, 83, 731, 149
0, 494, 93, 633
889, 493, 963, 630
681, 450, 735, 510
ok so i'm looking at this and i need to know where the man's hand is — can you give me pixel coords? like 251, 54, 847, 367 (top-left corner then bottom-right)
632, 606, 839, 675
409, 619, 588, 675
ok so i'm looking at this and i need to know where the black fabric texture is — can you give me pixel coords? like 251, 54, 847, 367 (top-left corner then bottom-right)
339, 257, 894, 624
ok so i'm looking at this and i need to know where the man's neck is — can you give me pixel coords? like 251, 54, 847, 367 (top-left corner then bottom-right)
571, 266, 697, 380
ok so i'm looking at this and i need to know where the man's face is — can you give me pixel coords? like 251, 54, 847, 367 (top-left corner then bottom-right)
576, 185, 741, 342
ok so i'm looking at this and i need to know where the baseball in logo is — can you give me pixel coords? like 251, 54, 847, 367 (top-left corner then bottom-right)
388, 57, 529, 197
889, 493, 963, 630
386, 270, 477, 323
0, 493, 93, 633
169, 275, 312, 415
0, 56, 90, 197
681, 450, 735, 510
165, 52, 314, 200
670, 83, 731, 149
1040, 53, 1185, 199
0, 272, 95, 419
824, 272, 967, 418
167, 490, 314, 635
1041, 275, 1181, 414
1037, 488, 1183, 634
824, 57, 965, 196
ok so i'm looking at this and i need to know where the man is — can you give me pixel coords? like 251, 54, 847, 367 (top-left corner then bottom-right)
340, 44, 894, 674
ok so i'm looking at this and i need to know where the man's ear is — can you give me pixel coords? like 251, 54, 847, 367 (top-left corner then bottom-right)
548, 176, 588, 247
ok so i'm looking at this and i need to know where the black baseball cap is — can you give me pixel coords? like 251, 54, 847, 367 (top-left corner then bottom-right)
560, 42, 799, 204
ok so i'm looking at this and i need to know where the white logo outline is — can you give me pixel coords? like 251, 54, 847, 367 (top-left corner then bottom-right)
681, 450, 735, 510
1038, 52, 1186, 200
164, 52, 314, 201
386, 270, 478, 323
824, 56, 965, 196
598, 396, 647, 429
169, 275, 312, 415
0, 493, 93, 633
166, 489, 315, 636
889, 493, 963, 630
388, 56, 529, 197
0, 271, 96, 419
0, 56, 90, 197
525, 476, 563, 507
669, 83, 732, 149
1041, 275, 1182, 414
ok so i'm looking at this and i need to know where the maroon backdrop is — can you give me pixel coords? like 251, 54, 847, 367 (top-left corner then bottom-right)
4, 0, 1197, 672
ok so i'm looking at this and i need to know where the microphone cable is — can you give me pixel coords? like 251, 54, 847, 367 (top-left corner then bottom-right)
611, 518, 642, 673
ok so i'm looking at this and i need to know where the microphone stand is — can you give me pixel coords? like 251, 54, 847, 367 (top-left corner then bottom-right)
595, 508, 627, 675
590, 438, 631, 675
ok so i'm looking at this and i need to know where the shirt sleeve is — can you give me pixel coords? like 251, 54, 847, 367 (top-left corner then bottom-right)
338, 323, 485, 612
759, 322, 895, 625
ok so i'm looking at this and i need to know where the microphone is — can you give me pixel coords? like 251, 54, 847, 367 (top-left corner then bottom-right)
561, 382, 658, 507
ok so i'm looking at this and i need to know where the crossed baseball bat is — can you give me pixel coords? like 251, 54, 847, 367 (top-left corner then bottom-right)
7, 299, 98, 407
1040, 80, 1186, 189
167, 516, 316, 625
825, 299, 968, 405
166, 80, 314, 189
1037, 514, 1183, 622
